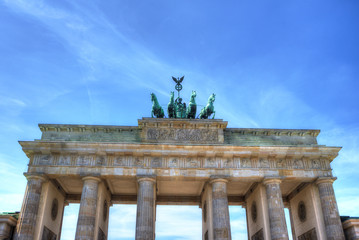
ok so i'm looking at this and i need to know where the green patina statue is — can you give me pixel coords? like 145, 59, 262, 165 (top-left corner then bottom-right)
175, 97, 186, 118
199, 93, 216, 119
186, 90, 197, 119
167, 91, 176, 118
151, 76, 215, 119
151, 93, 164, 118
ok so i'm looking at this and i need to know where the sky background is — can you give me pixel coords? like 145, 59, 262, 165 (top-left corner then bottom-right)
0, 0, 358, 239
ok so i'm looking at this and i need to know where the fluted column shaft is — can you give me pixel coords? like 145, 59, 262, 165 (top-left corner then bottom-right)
263, 178, 288, 240
211, 179, 231, 240
316, 177, 345, 240
136, 178, 156, 240
15, 174, 46, 240
75, 176, 101, 240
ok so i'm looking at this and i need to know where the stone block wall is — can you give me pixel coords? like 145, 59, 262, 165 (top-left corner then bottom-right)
289, 184, 326, 239
246, 184, 270, 240
34, 181, 65, 240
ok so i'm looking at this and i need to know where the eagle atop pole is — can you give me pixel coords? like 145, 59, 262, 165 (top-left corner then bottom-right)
172, 76, 184, 99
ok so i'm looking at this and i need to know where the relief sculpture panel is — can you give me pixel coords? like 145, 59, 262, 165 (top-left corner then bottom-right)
35, 155, 52, 165
114, 156, 126, 166
146, 128, 218, 143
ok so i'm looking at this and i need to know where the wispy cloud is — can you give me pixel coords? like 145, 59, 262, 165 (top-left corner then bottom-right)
2, 0, 176, 94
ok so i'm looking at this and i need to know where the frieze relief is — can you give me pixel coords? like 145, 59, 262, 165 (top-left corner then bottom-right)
186, 158, 200, 168
31, 154, 331, 171
293, 159, 304, 169
311, 159, 321, 169
145, 128, 218, 143
204, 157, 217, 168
58, 155, 71, 166
34, 154, 52, 165
222, 158, 233, 168
114, 156, 127, 166
276, 158, 287, 168
150, 157, 162, 167
133, 157, 145, 167
241, 158, 252, 168
76, 155, 93, 166
168, 157, 179, 168
259, 158, 270, 168
95, 156, 107, 166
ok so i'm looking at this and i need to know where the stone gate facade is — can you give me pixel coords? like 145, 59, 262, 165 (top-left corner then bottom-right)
8, 118, 349, 239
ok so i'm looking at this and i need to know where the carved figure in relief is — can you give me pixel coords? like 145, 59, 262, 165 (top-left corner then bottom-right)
37, 155, 51, 165
151, 157, 161, 167
77, 155, 92, 166
276, 159, 286, 168
312, 159, 320, 169
151, 93, 164, 118
293, 159, 304, 169
167, 91, 176, 118
241, 158, 251, 168
206, 158, 216, 167
58, 155, 71, 165
135, 157, 144, 167
199, 93, 216, 119
186, 90, 197, 119
259, 158, 270, 168
187, 158, 198, 167
169, 158, 178, 167
223, 158, 232, 167
115, 156, 125, 166
96, 156, 106, 166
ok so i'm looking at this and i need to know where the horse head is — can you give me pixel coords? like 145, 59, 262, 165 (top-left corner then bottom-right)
151, 93, 156, 102
209, 93, 215, 103
192, 90, 197, 98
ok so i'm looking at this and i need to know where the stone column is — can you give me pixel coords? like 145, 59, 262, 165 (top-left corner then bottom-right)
15, 174, 46, 240
263, 178, 288, 240
210, 179, 231, 240
316, 177, 345, 240
136, 177, 156, 240
75, 176, 101, 240
287, 205, 296, 240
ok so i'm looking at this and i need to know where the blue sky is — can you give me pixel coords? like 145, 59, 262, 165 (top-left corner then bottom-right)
0, 0, 358, 239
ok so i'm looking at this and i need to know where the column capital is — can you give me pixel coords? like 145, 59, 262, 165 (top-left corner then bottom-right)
316, 177, 337, 185
82, 176, 101, 182
209, 178, 228, 184
24, 173, 47, 182
137, 176, 156, 183
263, 177, 282, 185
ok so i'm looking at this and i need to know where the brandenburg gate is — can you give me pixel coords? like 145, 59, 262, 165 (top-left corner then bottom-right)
10, 78, 347, 239
13, 117, 345, 240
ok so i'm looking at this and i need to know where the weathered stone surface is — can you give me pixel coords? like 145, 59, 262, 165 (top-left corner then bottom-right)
224, 128, 319, 146
136, 177, 156, 240
15, 118, 346, 239
0, 215, 17, 240
38, 118, 321, 146
75, 176, 101, 240
263, 178, 289, 240
15, 174, 46, 240
342, 218, 359, 240
211, 179, 231, 240
316, 177, 345, 240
